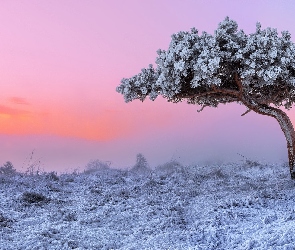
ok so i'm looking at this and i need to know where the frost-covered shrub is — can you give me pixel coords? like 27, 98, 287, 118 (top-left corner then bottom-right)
284, 210, 295, 221
62, 174, 76, 182
155, 160, 183, 175
130, 153, 151, 174
45, 171, 59, 181
238, 153, 262, 168
21, 191, 49, 205
0, 161, 16, 175
66, 240, 79, 249
46, 183, 62, 192
84, 159, 111, 174
208, 167, 227, 179
63, 210, 78, 222
89, 184, 104, 195
218, 197, 258, 209
116, 188, 130, 200
263, 214, 278, 224
0, 212, 13, 227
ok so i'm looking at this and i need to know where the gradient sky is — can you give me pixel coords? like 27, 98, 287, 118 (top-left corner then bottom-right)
1, 1, 295, 172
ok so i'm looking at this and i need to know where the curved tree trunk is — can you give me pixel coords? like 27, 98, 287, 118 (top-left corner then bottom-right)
241, 97, 295, 179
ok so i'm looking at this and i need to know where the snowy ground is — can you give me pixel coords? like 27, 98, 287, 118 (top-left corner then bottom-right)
1, 158, 295, 249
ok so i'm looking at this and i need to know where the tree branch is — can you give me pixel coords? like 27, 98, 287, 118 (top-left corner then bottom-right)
241, 109, 251, 116
178, 85, 240, 100
197, 105, 208, 113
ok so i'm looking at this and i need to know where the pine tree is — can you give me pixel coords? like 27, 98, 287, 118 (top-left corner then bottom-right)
117, 17, 295, 179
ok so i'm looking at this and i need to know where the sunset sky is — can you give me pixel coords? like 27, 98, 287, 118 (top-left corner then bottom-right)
1, 1, 295, 172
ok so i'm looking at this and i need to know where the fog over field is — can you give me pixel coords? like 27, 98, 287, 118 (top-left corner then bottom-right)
1, 157, 295, 249
0, 101, 288, 173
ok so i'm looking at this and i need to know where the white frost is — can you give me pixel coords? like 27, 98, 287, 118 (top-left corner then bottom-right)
117, 17, 295, 110
0, 161, 294, 249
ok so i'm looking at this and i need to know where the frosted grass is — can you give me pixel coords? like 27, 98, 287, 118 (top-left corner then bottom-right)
0, 159, 294, 249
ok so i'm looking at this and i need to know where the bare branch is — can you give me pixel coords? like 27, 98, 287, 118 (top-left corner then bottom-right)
241, 109, 251, 116
178, 85, 240, 100
197, 105, 208, 113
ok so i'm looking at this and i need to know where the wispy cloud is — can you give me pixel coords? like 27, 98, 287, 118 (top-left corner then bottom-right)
0, 105, 30, 116
9, 97, 30, 105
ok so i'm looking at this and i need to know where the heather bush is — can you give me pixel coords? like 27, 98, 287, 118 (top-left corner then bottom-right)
45, 171, 59, 181
84, 159, 111, 174
155, 160, 183, 175
0, 161, 16, 175
0, 212, 13, 228
21, 191, 49, 205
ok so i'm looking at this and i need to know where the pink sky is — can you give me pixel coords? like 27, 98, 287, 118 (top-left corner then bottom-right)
0, 1, 295, 172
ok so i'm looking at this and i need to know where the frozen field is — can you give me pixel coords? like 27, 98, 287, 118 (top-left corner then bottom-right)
0, 159, 295, 249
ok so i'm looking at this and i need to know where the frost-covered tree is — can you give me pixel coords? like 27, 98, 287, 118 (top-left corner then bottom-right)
116, 17, 295, 179
131, 153, 150, 174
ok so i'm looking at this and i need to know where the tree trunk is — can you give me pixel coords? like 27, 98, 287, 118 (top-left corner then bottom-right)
241, 98, 295, 179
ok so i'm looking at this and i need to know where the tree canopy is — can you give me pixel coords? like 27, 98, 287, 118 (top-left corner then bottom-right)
117, 17, 295, 111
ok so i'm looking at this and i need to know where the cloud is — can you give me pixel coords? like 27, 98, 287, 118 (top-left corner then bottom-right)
0, 105, 30, 116
9, 97, 30, 105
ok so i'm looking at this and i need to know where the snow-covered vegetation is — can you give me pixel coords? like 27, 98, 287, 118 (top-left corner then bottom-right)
1, 157, 295, 249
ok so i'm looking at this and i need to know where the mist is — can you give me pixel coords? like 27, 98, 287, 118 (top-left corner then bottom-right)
0, 103, 288, 173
